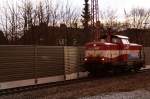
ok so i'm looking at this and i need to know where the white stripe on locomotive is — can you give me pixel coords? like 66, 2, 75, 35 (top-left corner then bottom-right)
85, 50, 140, 59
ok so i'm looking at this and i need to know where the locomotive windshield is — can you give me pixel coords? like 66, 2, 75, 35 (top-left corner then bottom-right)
99, 35, 129, 44
112, 38, 121, 43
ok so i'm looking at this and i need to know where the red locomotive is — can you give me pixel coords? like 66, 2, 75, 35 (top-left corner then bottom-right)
84, 34, 145, 74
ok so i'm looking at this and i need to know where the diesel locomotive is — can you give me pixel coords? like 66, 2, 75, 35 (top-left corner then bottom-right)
84, 35, 145, 74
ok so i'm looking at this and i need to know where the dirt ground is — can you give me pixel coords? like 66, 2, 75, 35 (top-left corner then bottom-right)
1, 69, 150, 99
79, 90, 150, 99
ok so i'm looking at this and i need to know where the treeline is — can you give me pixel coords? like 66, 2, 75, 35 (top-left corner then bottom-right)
0, 0, 150, 45
0, 23, 89, 46
0, 0, 81, 45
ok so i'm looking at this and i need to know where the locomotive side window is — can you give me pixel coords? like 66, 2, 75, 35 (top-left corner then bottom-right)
112, 38, 117, 43
100, 39, 106, 43
112, 38, 121, 44
122, 39, 129, 44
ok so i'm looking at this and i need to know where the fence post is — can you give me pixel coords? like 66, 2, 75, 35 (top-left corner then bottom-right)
34, 45, 38, 84
64, 46, 66, 80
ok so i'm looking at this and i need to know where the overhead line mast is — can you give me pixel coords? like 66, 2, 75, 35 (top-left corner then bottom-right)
91, 0, 100, 41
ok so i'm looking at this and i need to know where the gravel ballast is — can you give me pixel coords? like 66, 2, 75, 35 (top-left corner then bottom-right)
79, 90, 150, 99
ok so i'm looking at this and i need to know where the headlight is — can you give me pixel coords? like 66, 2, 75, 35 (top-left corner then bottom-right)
84, 58, 87, 61
93, 44, 96, 47
101, 58, 105, 61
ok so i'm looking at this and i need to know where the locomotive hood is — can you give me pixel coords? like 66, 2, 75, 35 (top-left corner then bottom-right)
85, 42, 118, 50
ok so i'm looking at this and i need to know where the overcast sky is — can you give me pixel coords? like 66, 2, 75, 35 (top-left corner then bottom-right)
0, 0, 150, 19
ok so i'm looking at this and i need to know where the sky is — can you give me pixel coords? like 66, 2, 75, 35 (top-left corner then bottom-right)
74, 0, 150, 19
0, 0, 150, 19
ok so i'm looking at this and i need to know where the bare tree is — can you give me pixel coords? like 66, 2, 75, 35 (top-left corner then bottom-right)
58, 1, 79, 27
36, 0, 59, 27
0, 8, 9, 40
123, 9, 131, 29
19, 0, 34, 32
36, 2, 45, 25
6, 2, 22, 44
45, 0, 52, 26
100, 8, 118, 28
51, 3, 59, 26
125, 8, 150, 29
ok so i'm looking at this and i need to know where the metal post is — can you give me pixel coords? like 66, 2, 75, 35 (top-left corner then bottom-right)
34, 45, 38, 84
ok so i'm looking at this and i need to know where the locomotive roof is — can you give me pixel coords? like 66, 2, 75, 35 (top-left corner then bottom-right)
114, 35, 128, 39
100, 35, 128, 39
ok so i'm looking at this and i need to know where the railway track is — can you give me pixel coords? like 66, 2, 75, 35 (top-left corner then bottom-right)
0, 77, 94, 96
0, 68, 149, 96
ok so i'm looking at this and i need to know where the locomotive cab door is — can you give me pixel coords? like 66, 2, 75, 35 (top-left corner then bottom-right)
112, 37, 124, 63
121, 38, 130, 63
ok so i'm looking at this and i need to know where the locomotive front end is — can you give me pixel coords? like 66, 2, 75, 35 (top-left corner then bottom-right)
84, 42, 112, 73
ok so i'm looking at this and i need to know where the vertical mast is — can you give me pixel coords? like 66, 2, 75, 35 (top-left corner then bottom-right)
91, 0, 100, 41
